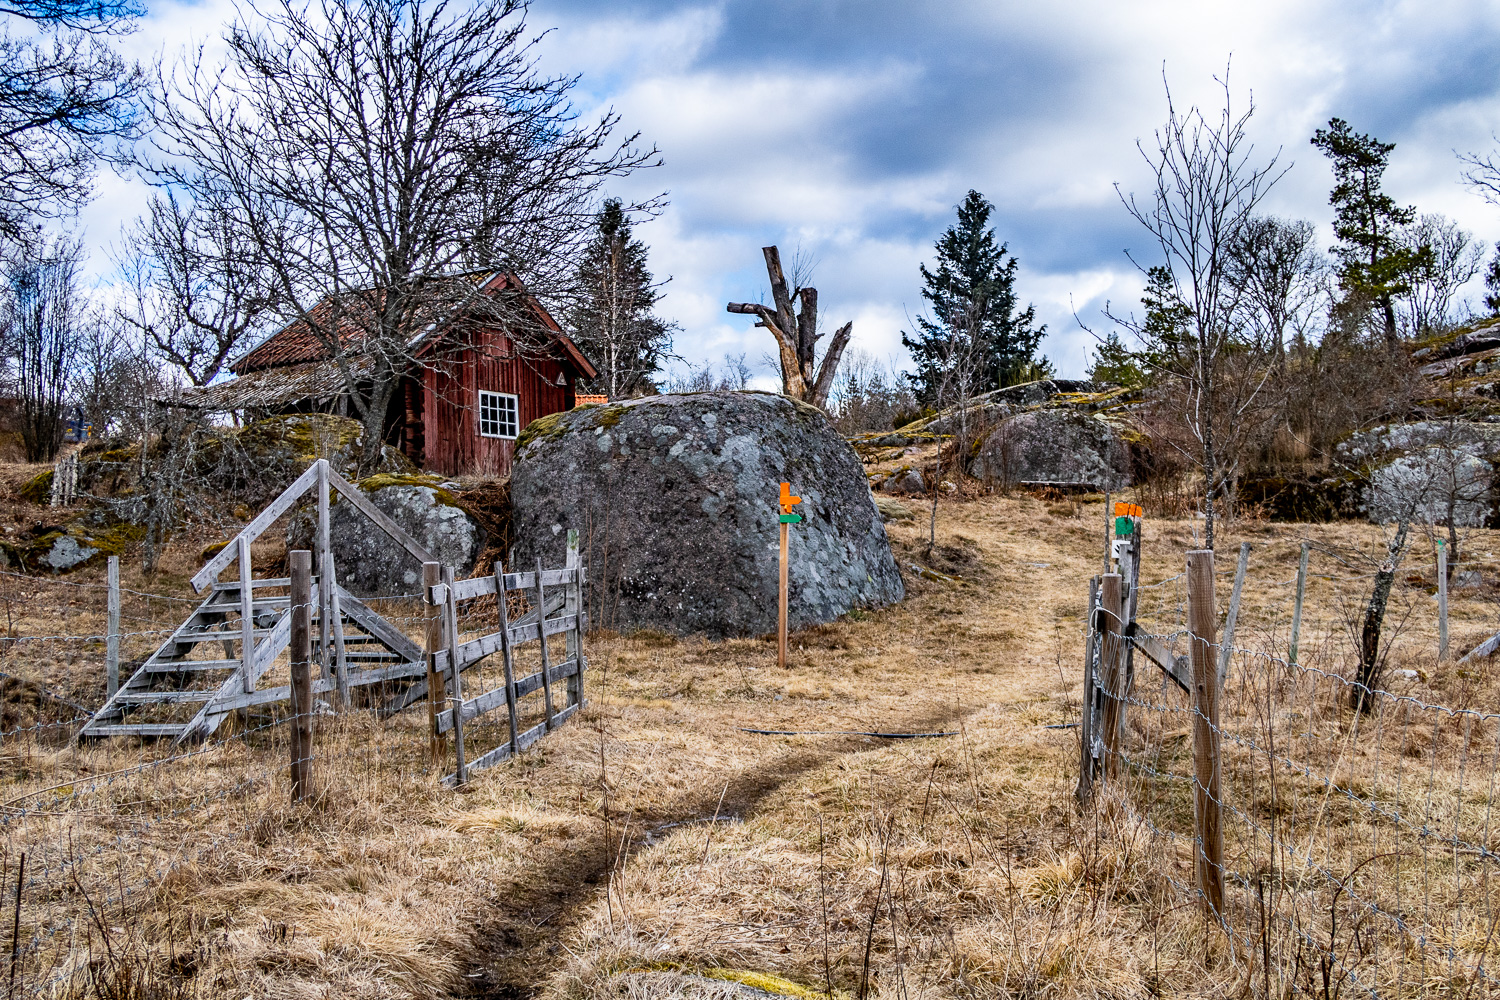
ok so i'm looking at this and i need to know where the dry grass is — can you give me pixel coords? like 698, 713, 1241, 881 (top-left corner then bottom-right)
1, 478, 1499, 998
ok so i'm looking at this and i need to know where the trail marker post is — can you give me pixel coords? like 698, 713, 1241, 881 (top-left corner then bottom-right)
1438, 539, 1449, 662
778, 482, 802, 670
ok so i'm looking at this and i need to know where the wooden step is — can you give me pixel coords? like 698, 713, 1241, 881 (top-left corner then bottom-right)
116, 690, 216, 704
82, 724, 185, 738
178, 628, 278, 640
213, 578, 291, 591
145, 659, 242, 672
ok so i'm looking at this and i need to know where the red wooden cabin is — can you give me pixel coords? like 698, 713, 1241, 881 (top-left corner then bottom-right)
179, 272, 596, 477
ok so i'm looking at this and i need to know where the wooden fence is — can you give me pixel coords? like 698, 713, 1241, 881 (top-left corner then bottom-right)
425, 528, 587, 786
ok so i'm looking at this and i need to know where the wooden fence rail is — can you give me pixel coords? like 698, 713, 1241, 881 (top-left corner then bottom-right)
424, 529, 587, 786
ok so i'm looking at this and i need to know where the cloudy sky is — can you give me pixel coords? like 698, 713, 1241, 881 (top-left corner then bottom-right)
77, 0, 1500, 385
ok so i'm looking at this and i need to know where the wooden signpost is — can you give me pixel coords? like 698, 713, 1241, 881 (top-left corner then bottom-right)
778, 482, 801, 670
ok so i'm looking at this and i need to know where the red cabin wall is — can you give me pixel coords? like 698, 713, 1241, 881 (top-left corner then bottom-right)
415, 326, 574, 476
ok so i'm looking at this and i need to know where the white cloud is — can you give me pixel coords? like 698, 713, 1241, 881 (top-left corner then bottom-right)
39, 0, 1500, 385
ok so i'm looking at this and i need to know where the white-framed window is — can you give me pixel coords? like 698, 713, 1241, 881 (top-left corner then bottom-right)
478, 390, 519, 439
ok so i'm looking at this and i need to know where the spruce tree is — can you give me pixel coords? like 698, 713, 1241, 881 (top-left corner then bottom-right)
902, 190, 1046, 405
1311, 118, 1429, 345
1484, 243, 1500, 315
567, 199, 674, 398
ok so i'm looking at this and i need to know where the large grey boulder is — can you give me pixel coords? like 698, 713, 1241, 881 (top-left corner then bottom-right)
1337, 421, 1500, 526
509, 391, 904, 638
1365, 448, 1493, 526
288, 478, 484, 597
970, 409, 1129, 489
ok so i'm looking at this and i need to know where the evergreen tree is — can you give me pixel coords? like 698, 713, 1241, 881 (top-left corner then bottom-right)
901, 190, 1046, 405
1088, 266, 1190, 389
1311, 118, 1429, 346
1484, 242, 1500, 316
566, 199, 674, 398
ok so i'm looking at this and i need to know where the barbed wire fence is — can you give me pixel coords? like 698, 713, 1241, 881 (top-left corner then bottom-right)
1083, 529, 1500, 997
0, 554, 563, 997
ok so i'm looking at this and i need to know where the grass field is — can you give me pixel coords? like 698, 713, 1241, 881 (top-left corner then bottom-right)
3, 478, 1499, 999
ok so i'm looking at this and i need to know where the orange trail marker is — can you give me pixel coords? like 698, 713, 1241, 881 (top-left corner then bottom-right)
778, 483, 800, 669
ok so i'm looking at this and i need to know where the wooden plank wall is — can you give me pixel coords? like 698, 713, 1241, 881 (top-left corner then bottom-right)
415, 326, 575, 476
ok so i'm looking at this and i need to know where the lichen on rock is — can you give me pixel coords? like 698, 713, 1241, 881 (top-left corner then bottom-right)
510, 390, 904, 638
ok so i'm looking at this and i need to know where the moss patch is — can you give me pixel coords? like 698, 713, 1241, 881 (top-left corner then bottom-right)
356, 472, 458, 506
18, 470, 52, 505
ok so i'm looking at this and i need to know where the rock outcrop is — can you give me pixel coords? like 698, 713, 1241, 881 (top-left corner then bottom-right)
288, 475, 484, 597
1340, 421, 1500, 526
970, 409, 1130, 489
509, 391, 904, 638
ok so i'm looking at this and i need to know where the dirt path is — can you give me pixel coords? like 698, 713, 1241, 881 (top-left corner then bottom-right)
455, 703, 973, 997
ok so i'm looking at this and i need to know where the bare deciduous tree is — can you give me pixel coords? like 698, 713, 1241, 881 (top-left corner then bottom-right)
1397, 213, 1485, 335
726, 245, 852, 411
147, 0, 659, 469
1224, 215, 1327, 358
0, 0, 142, 245
117, 194, 272, 387
2, 239, 83, 461
1114, 71, 1287, 549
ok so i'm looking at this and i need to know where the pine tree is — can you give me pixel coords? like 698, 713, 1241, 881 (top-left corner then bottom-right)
567, 200, 674, 398
901, 190, 1046, 405
1485, 243, 1500, 315
1311, 118, 1429, 346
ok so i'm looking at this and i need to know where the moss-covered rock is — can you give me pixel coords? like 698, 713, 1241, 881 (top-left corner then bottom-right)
18, 470, 51, 504
511, 390, 903, 638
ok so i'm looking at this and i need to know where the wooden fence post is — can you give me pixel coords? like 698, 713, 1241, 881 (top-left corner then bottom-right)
565, 529, 581, 710
1289, 541, 1309, 668
105, 555, 119, 699
494, 561, 520, 755
422, 561, 444, 762
1217, 541, 1249, 685
1438, 540, 1449, 662
778, 518, 790, 669
289, 550, 313, 803
442, 565, 466, 784
534, 557, 555, 731
316, 460, 332, 682
1187, 549, 1224, 918
237, 536, 255, 695
1097, 573, 1125, 778
1076, 575, 1101, 805
1103, 489, 1111, 574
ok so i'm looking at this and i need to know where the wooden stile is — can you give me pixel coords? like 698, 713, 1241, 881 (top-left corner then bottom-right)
237, 537, 255, 695
1187, 549, 1224, 918
289, 551, 314, 802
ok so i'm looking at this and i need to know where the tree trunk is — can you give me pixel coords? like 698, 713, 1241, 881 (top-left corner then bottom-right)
1353, 521, 1409, 711
359, 371, 400, 474
727, 246, 852, 411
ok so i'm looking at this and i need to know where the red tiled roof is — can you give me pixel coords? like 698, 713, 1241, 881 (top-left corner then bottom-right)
231, 271, 596, 380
